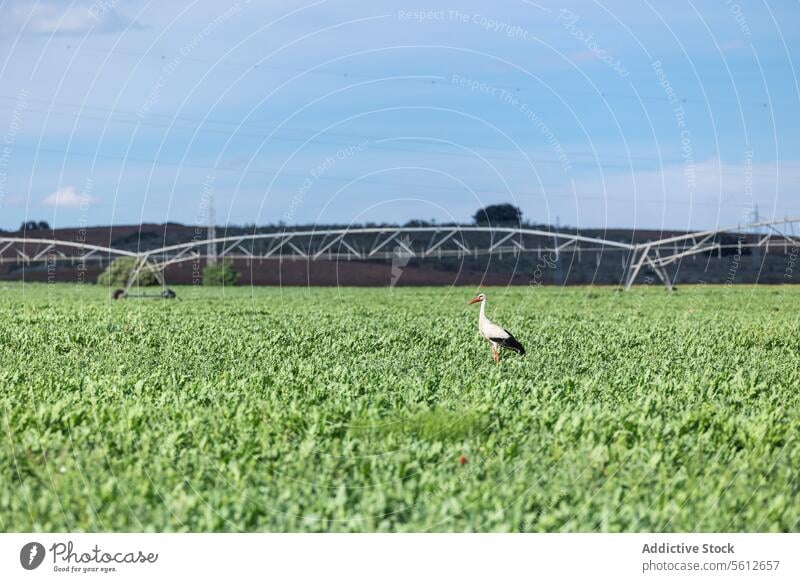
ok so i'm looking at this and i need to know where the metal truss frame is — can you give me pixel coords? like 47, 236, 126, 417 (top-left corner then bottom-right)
622, 217, 800, 291
4, 218, 799, 295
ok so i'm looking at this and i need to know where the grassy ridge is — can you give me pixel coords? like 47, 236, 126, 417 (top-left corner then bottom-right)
1, 283, 799, 531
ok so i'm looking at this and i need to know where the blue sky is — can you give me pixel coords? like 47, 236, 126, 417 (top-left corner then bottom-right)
0, 0, 798, 231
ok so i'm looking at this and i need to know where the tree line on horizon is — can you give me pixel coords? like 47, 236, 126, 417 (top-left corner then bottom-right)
2, 204, 531, 235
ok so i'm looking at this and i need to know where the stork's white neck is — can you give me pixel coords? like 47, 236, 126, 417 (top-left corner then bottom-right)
479, 298, 487, 322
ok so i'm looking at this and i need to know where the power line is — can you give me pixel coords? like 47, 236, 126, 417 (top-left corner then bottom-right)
2, 98, 798, 177
2, 37, 796, 111
6, 141, 800, 212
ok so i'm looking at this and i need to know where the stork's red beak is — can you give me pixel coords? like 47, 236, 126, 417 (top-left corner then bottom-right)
468, 296, 482, 305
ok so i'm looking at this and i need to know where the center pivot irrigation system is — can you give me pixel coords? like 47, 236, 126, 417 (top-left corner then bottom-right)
2, 217, 799, 297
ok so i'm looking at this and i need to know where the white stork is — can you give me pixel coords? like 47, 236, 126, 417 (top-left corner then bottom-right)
468, 293, 525, 363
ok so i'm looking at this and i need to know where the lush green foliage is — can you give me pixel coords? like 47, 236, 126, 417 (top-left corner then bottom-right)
473, 203, 522, 226
202, 260, 240, 286
97, 257, 158, 287
1, 283, 799, 532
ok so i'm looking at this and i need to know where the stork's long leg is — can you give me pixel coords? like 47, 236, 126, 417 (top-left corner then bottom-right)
492, 345, 500, 364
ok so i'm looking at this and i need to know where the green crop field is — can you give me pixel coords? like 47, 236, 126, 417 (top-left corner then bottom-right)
1, 283, 799, 532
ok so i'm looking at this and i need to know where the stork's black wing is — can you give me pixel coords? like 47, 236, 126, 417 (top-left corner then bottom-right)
490, 330, 525, 355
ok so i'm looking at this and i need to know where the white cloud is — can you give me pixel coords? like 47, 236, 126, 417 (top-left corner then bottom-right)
43, 186, 93, 208
4, 0, 143, 37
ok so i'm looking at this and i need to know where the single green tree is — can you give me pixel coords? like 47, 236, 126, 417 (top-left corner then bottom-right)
203, 260, 240, 286
473, 203, 523, 226
97, 257, 158, 287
